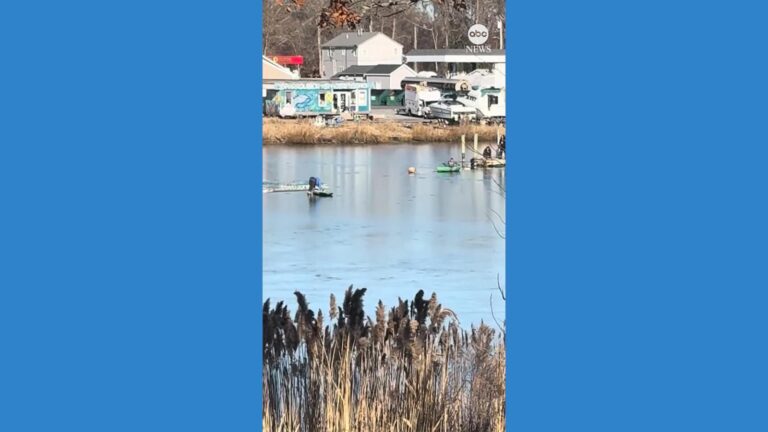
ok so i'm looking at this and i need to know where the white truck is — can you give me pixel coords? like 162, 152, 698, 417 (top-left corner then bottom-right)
457, 87, 506, 124
403, 84, 442, 117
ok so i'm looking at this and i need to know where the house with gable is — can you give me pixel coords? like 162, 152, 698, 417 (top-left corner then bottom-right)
320, 31, 403, 78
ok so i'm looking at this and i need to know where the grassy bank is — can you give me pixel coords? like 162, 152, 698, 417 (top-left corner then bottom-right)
263, 287, 505, 432
263, 118, 505, 145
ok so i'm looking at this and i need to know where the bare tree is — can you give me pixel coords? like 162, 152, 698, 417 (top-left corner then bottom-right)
262, 0, 503, 77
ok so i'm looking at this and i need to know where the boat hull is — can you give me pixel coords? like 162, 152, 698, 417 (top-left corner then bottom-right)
308, 190, 333, 197
436, 165, 461, 173
473, 158, 506, 168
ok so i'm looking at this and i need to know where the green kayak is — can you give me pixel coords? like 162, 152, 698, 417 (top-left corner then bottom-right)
436, 164, 461, 173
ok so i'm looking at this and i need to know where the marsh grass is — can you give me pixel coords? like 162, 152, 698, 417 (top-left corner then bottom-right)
263, 287, 505, 432
262, 119, 504, 145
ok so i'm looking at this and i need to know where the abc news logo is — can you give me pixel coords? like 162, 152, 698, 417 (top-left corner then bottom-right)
468, 24, 489, 45
467, 24, 491, 53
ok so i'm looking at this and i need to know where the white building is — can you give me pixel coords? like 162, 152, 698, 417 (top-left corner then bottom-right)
452, 68, 505, 89
405, 49, 506, 77
262, 55, 298, 98
320, 31, 403, 78
333, 64, 416, 90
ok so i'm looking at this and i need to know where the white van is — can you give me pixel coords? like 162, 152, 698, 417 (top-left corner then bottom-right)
403, 84, 442, 117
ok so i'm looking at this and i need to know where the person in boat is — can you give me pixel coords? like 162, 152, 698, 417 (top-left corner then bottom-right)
483, 145, 492, 159
447, 157, 457, 167
308, 176, 321, 192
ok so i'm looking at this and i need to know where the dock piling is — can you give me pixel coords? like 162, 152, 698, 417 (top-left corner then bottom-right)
461, 135, 466, 166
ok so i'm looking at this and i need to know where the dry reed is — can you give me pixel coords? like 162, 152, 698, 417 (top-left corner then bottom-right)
262, 119, 504, 145
263, 287, 506, 432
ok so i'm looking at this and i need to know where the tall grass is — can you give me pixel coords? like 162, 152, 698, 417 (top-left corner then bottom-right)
263, 287, 505, 432
262, 119, 504, 145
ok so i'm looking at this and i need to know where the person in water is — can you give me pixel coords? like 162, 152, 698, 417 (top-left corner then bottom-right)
308, 176, 320, 192
483, 145, 492, 159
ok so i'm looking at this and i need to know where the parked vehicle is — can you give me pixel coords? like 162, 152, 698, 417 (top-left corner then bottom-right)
401, 77, 471, 94
457, 87, 506, 122
426, 99, 477, 123
403, 84, 442, 117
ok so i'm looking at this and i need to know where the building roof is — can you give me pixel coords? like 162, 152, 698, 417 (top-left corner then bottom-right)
332, 64, 413, 79
405, 49, 505, 64
333, 65, 375, 77
366, 64, 406, 75
263, 79, 370, 90
406, 49, 505, 56
322, 31, 402, 48
262, 55, 298, 80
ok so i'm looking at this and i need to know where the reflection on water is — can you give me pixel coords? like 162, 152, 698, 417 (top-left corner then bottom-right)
263, 143, 505, 326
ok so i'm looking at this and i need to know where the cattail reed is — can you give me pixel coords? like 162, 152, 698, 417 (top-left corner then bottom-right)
263, 287, 506, 432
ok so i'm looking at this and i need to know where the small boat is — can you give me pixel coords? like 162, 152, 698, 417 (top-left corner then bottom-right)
263, 181, 310, 193
436, 163, 461, 173
472, 158, 506, 168
308, 189, 333, 197
426, 99, 477, 124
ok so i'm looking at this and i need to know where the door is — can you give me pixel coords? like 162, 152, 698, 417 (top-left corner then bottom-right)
338, 92, 349, 112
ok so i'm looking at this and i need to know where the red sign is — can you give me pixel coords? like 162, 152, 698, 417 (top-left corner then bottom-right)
271, 55, 303, 66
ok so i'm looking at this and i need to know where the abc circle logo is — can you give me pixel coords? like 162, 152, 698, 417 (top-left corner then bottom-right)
468, 24, 489, 45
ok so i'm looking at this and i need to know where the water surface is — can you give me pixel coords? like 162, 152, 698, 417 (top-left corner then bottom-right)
263, 143, 505, 326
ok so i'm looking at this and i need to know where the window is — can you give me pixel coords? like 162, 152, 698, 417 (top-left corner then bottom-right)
488, 94, 499, 110
285, 91, 293, 104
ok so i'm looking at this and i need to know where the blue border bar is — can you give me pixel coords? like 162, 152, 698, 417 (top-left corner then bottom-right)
2, 1, 262, 430
507, 0, 768, 430
3, 0, 768, 431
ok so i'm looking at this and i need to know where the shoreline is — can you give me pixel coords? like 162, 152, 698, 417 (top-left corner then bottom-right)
263, 118, 505, 145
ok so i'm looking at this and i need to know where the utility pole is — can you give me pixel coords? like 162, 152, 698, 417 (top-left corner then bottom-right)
317, 27, 322, 78
413, 24, 418, 72
498, 19, 504, 50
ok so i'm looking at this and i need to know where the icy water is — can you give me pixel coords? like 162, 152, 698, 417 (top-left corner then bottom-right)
263, 143, 505, 327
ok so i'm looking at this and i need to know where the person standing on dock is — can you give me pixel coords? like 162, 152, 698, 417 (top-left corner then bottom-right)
497, 135, 506, 159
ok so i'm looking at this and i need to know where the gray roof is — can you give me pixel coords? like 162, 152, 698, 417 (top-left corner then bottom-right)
366, 64, 404, 75
332, 64, 407, 79
322, 32, 401, 48
333, 65, 375, 77
406, 49, 505, 56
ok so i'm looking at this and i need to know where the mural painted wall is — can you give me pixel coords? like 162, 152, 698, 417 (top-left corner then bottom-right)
264, 84, 372, 117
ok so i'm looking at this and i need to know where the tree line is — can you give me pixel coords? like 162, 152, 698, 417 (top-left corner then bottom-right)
263, 0, 505, 77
